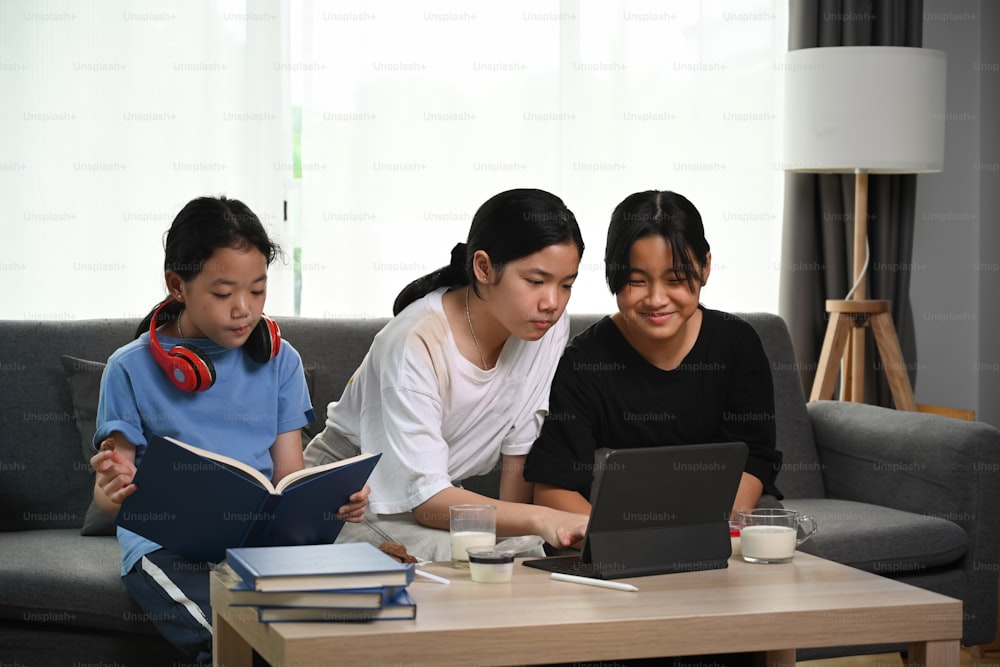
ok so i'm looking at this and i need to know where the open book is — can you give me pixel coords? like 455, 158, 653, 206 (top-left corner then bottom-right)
116, 435, 380, 562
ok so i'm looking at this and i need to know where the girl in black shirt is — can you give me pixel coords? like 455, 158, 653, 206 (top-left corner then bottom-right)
525, 190, 782, 515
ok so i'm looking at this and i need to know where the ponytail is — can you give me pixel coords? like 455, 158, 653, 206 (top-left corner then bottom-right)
392, 242, 470, 316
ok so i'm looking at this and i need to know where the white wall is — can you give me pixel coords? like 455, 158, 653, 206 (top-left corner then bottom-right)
912, 0, 1000, 427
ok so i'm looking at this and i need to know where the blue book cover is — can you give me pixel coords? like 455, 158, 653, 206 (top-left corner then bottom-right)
226, 542, 415, 592
115, 435, 380, 562
217, 564, 405, 609
255, 588, 417, 622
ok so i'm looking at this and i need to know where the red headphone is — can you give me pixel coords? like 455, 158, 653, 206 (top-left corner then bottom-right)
148, 298, 281, 392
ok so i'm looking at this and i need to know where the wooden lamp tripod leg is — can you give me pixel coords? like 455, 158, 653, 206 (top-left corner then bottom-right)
870, 312, 917, 411
809, 302, 917, 410
810, 309, 853, 402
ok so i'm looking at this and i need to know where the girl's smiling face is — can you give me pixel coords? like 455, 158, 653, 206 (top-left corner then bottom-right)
614, 234, 710, 347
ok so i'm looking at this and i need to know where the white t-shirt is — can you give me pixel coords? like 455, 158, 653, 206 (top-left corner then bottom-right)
326, 287, 570, 515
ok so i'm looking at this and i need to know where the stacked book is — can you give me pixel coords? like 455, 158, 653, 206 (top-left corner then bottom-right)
222, 542, 417, 622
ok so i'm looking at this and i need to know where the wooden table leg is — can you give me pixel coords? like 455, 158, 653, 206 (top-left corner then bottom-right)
762, 647, 796, 667
906, 639, 960, 667
213, 610, 254, 667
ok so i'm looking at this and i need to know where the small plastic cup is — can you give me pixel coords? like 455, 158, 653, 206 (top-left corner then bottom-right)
466, 546, 515, 583
465, 535, 544, 583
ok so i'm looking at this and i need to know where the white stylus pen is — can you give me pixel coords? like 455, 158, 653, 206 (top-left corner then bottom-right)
414, 569, 451, 584
550, 572, 639, 592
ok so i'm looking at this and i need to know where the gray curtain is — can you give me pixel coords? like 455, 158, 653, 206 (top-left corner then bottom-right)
779, 0, 922, 408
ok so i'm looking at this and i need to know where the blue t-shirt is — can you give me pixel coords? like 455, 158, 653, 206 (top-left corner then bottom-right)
95, 330, 314, 574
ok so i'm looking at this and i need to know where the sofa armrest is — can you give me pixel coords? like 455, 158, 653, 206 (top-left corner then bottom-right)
807, 399, 1000, 645
807, 401, 1000, 524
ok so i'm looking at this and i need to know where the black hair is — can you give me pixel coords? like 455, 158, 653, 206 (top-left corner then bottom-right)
604, 190, 710, 294
392, 188, 584, 315
135, 196, 281, 337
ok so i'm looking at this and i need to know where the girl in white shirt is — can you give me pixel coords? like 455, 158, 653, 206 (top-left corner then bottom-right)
305, 188, 589, 561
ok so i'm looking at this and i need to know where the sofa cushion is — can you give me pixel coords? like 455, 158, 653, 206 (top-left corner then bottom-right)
59, 355, 104, 463
59, 355, 118, 536
739, 313, 825, 499
0, 623, 184, 667
0, 529, 157, 635
781, 498, 968, 573
302, 367, 323, 444
79, 499, 117, 537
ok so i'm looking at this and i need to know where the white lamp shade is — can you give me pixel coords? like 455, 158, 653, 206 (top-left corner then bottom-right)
782, 46, 947, 174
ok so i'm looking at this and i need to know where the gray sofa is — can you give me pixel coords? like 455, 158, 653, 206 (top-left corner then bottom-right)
1, 313, 998, 666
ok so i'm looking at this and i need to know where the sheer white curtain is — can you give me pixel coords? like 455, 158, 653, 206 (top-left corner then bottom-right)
0, 0, 785, 320
292, 0, 787, 318
0, 0, 288, 320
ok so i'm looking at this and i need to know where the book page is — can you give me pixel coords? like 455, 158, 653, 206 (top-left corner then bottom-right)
163, 436, 276, 493
274, 451, 379, 494
162, 437, 378, 496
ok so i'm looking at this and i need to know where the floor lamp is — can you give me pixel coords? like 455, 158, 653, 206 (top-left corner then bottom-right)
782, 46, 947, 410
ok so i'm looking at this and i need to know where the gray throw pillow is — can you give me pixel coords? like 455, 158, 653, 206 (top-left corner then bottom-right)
302, 367, 322, 447
59, 354, 116, 536
60, 354, 104, 462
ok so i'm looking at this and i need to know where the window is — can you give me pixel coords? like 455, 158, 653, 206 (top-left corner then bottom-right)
289, 0, 787, 317
0, 0, 786, 319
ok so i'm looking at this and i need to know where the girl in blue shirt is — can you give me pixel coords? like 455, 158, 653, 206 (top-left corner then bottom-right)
90, 196, 369, 663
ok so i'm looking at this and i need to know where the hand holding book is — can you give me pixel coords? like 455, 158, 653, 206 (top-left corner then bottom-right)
336, 484, 372, 524
116, 435, 380, 562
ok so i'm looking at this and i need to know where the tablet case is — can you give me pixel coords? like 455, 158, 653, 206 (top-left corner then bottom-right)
525, 442, 749, 579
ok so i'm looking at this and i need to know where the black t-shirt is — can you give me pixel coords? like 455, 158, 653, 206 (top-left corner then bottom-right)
524, 307, 783, 501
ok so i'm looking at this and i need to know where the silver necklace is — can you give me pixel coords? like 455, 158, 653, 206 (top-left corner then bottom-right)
465, 286, 489, 370
176, 310, 184, 338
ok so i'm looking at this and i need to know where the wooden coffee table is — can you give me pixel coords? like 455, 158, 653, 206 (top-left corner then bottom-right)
211, 552, 961, 666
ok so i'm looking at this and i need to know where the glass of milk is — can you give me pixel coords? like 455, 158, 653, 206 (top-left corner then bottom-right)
737, 508, 817, 564
450, 504, 496, 568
